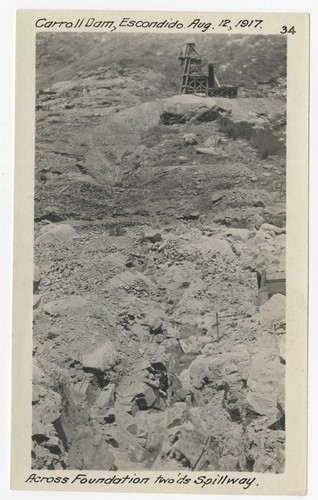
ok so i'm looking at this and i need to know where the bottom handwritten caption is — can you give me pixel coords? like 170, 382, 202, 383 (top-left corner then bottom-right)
25, 473, 258, 490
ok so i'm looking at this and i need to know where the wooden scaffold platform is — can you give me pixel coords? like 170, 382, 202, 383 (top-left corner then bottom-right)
178, 42, 238, 98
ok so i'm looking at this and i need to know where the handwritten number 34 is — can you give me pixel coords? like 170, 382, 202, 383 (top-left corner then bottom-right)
280, 26, 296, 34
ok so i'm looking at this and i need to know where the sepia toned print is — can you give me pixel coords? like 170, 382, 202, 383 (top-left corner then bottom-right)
12, 10, 308, 495
33, 32, 287, 473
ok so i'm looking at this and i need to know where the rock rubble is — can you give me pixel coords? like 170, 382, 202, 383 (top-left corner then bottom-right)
32, 35, 287, 472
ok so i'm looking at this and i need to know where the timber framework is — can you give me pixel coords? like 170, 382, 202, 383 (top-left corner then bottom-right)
178, 42, 238, 98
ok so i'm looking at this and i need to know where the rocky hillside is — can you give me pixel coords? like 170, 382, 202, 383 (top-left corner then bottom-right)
36, 33, 287, 92
32, 34, 286, 473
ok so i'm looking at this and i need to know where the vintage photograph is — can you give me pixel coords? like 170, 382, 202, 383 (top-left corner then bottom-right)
32, 32, 288, 473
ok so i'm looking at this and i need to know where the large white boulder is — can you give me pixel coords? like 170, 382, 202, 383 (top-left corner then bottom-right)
36, 224, 77, 244
259, 294, 285, 326
246, 354, 284, 417
82, 340, 118, 373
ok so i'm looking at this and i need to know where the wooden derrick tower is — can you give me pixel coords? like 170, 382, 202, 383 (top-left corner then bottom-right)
178, 42, 204, 94
178, 42, 238, 98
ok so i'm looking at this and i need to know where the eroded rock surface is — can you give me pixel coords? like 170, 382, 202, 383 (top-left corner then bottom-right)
32, 34, 287, 472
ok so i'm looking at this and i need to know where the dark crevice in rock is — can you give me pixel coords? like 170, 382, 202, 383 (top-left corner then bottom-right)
246, 456, 255, 472
53, 418, 69, 451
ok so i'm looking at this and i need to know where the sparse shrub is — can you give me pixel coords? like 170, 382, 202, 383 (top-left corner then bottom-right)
217, 117, 254, 140
217, 116, 285, 159
267, 112, 287, 132
251, 129, 285, 159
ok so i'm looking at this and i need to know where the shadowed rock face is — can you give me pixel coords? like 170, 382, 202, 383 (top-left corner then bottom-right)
32, 34, 286, 472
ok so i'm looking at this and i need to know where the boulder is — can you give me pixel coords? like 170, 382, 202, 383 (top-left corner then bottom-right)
130, 359, 152, 374
134, 410, 168, 434
201, 343, 218, 355
197, 335, 215, 347
225, 228, 251, 242
108, 96, 285, 133
110, 100, 160, 132
182, 133, 198, 146
164, 427, 219, 469
189, 345, 251, 390
210, 192, 225, 205
36, 223, 77, 244
143, 230, 162, 243
167, 403, 187, 428
144, 313, 163, 334
43, 295, 87, 315
117, 381, 159, 415
252, 231, 273, 244
159, 95, 225, 124
178, 369, 192, 392
259, 294, 285, 326
71, 375, 99, 407
200, 314, 217, 335
171, 387, 188, 403
259, 223, 284, 234
179, 336, 200, 354
32, 387, 62, 425
187, 407, 209, 434
94, 384, 116, 411
31, 421, 56, 441
82, 340, 118, 373
196, 147, 219, 155
246, 354, 285, 417
129, 411, 168, 454
166, 325, 180, 339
